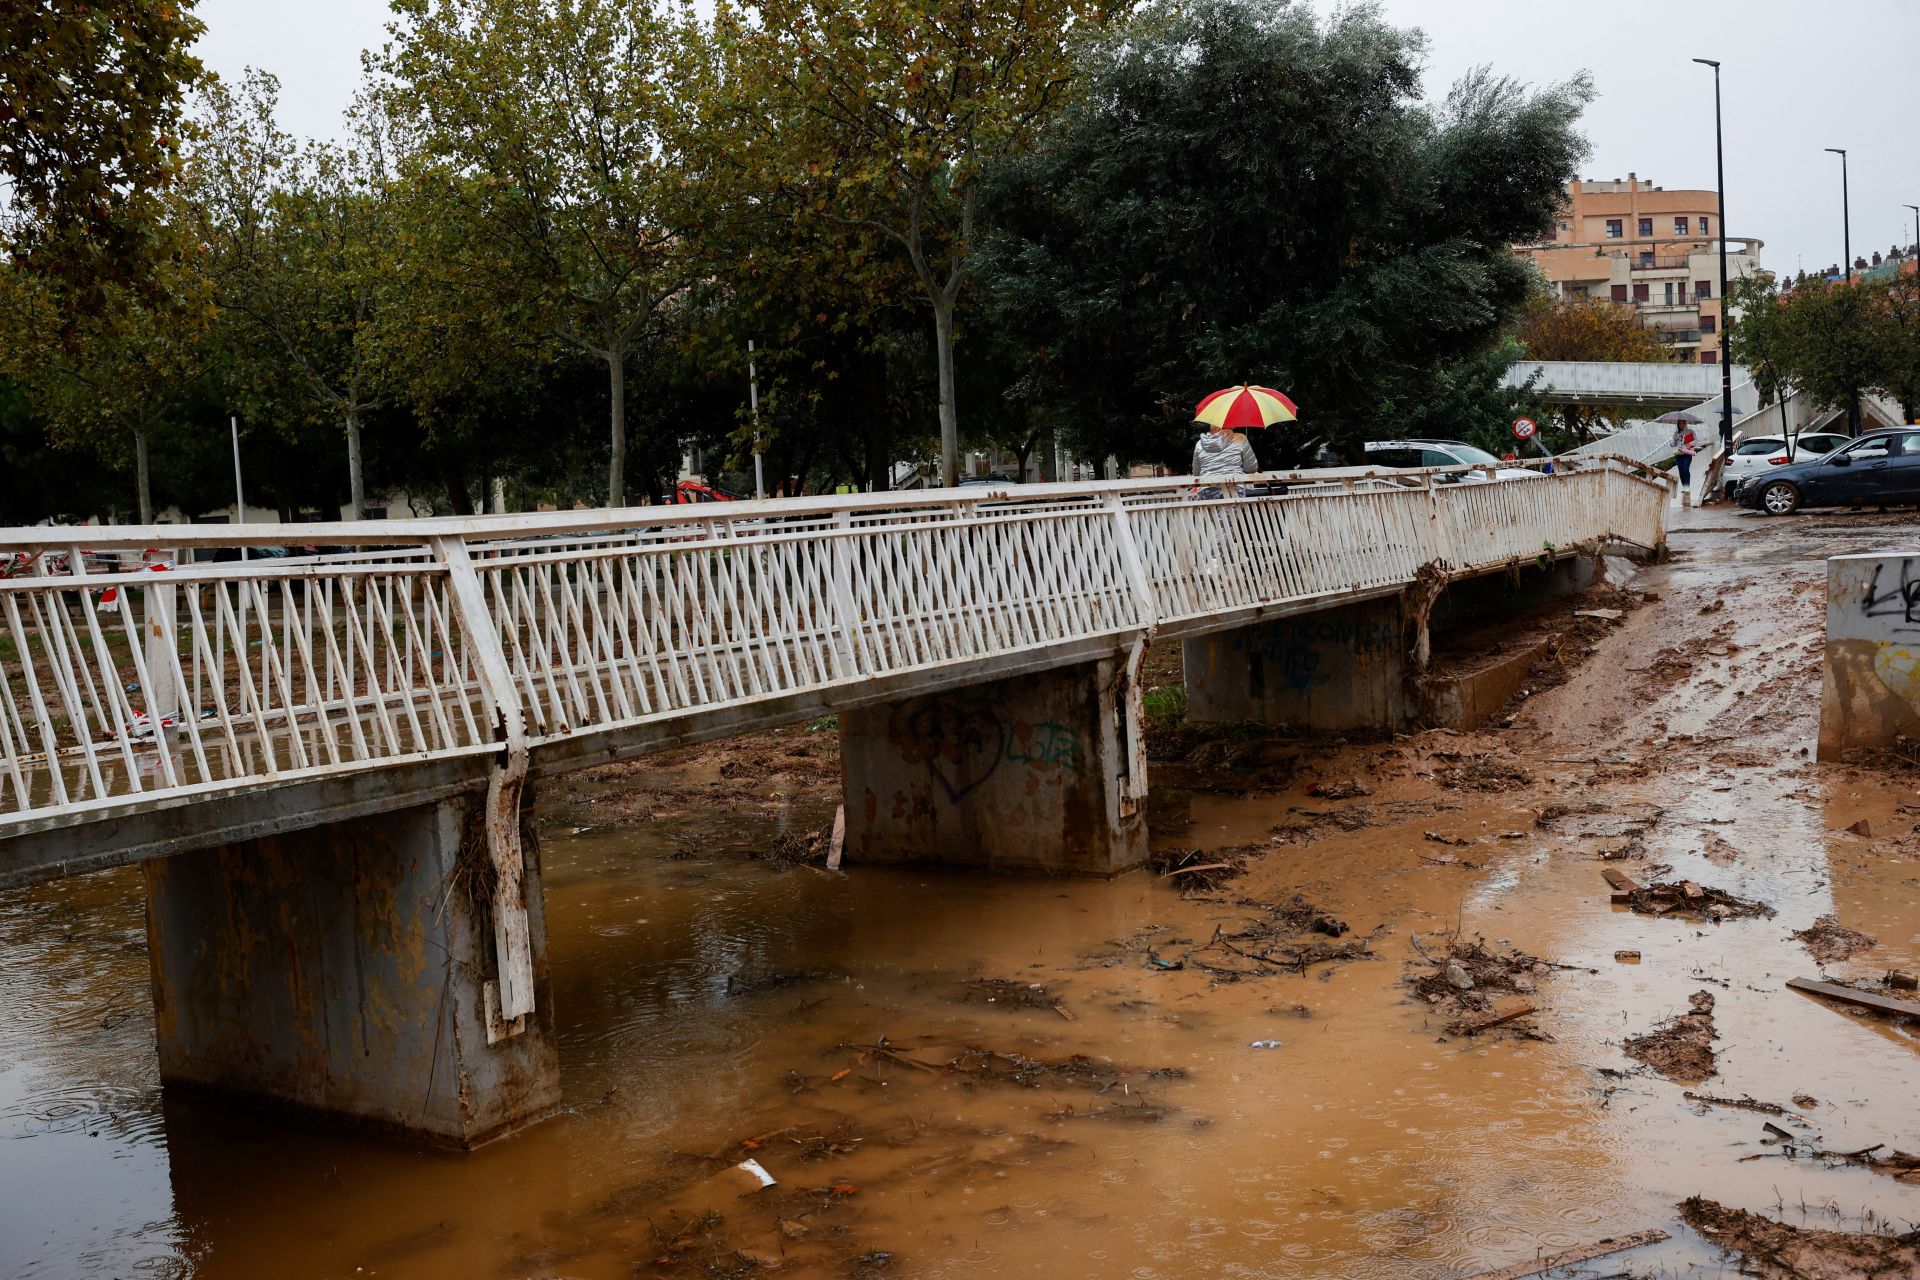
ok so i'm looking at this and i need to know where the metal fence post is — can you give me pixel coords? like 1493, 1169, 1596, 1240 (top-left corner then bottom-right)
826, 511, 860, 678
1105, 493, 1158, 633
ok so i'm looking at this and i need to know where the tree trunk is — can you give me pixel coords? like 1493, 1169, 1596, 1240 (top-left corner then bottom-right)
440, 455, 476, 516
932, 296, 959, 487
862, 350, 890, 491
344, 409, 366, 521
606, 350, 627, 508
492, 476, 508, 514
134, 428, 153, 525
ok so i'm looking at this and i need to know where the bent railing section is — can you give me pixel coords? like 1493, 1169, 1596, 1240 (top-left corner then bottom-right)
0, 460, 1667, 831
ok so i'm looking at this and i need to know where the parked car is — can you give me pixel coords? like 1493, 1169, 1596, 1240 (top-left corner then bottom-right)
1734, 429, 1920, 515
1362, 439, 1536, 483
1720, 432, 1851, 497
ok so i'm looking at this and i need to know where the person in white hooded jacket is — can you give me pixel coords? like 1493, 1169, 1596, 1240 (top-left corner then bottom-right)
1192, 425, 1258, 491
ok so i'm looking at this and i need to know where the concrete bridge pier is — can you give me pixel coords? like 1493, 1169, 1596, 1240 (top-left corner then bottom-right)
1183, 596, 1414, 732
839, 655, 1149, 876
1182, 556, 1608, 732
141, 793, 561, 1148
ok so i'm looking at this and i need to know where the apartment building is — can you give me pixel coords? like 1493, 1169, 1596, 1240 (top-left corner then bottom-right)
1513, 174, 1763, 363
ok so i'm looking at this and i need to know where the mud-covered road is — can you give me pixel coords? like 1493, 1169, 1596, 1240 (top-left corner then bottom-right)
2, 509, 1917, 1279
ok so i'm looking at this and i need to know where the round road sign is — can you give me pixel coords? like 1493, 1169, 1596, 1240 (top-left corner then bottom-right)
1512, 417, 1538, 440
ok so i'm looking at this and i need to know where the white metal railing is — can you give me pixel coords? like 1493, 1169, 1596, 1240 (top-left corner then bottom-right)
0, 460, 1667, 1022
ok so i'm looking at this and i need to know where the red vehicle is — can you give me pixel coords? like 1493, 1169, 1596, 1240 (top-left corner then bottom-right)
670, 480, 743, 504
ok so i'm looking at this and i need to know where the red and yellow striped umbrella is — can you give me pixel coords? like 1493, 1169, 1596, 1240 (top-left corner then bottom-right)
1192, 384, 1298, 430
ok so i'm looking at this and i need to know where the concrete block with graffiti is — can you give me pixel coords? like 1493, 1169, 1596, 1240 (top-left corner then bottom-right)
1819, 552, 1920, 758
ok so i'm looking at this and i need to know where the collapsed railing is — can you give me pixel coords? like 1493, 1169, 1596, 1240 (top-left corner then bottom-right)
0, 457, 1669, 1022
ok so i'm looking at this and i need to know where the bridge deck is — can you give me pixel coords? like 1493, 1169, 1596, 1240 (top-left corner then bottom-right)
0, 461, 1668, 886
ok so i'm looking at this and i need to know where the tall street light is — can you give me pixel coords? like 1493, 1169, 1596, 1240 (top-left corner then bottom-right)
1826, 147, 1858, 432
1826, 148, 1852, 281
1907, 204, 1920, 264
1694, 58, 1734, 453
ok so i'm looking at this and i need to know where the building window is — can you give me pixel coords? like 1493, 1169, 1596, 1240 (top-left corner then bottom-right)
1695, 280, 1712, 299
1606, 219, 1623, 238
1633, 282, 1650, 302
1701, 350, 1717, 365
1638, 217, 1653, 236
1701, 216, 1711, 234
1700, 315, 1716, 334
1639, 251, 1654, 267
1611, 284, 1629, 302
1675, 216, 1689, 235
1664, 282, 1676, 305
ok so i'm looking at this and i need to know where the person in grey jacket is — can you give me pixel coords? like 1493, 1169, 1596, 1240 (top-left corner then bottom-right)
1193, 426, 1257, 490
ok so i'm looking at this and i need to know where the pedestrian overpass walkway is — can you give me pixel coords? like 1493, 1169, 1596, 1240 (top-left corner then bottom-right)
1504, 360, 1752, 410
3, 460, 1665, 885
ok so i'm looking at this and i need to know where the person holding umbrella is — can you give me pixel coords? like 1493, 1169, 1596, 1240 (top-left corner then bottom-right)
1661, 411, 1702, 499
1191, 384, 1297, 497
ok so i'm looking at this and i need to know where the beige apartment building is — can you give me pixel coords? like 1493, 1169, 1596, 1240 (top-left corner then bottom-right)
1513, 175, 1763, 363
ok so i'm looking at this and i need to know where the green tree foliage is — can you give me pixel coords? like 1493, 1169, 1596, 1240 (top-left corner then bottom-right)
1875, 273, 1920, 423
715, 0, 1107, 486
1732, 275, 1885, 429
0, 248, 214, 522
976, 0, 1592, 466
1727, 273, 1792, 409
184, 72, 398, 519
378, 0, 698, 507
0, 0, 205, 312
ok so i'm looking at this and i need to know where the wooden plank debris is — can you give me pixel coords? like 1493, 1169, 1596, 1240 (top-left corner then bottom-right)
826, 804, 846, 871
1601, 868, 1640, 892
1161, 862, 1235, 878
1445, 1003, 1536, 1037
1463, 1228, 1670, 1280
1787, 977, 1920, 1019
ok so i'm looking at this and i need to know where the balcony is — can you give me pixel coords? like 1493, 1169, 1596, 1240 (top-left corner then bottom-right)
1656, 328, 1703, 345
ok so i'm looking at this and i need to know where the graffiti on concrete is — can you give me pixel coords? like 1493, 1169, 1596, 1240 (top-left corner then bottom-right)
1004, 720, 1083, 769
887, 694, 1084, 802
1849, 558, 1920, 700
1862, 557, 1920, 630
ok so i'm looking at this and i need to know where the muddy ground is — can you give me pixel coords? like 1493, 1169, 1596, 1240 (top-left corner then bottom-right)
3, 506, 1919, 1279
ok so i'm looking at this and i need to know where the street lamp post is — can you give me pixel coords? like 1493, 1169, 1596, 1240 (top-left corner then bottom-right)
1826, 147, 1859, 432
1826, 148, 1852, 281
1907, 204, 1920, 265
1694, 58, 1734, 455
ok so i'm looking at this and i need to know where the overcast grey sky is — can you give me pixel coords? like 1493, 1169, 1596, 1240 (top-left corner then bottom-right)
194, 0, 1920, 276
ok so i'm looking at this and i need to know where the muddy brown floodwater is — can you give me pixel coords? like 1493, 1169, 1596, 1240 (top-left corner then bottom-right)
4, 509, 1919, 1279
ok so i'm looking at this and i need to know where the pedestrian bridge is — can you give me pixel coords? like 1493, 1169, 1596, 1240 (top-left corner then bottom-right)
0, 460, 1669, 1144
1504, 359, 1753, 410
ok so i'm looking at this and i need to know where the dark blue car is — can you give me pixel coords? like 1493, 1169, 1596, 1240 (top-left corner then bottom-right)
1734, 429, 1920, 515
